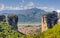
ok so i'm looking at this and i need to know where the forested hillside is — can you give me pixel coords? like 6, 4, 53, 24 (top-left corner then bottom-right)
0, 22, 26, 38
0, 22, 60, 38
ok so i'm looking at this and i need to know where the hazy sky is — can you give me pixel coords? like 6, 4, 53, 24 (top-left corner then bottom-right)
0, 0, 60, 12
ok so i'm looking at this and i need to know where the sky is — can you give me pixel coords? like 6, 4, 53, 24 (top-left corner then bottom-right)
0, 0, 60, 12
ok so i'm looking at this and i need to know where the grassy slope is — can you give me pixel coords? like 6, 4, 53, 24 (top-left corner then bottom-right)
44, 24, 60, 38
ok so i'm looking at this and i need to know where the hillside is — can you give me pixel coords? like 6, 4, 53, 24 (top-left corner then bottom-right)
44, 24, 60, 38
0, 22, 26, 38
0, 22, 60, 38
26, 24, 60, 38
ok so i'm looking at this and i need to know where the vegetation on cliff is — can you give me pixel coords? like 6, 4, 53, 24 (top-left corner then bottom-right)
0, 22, 60, 38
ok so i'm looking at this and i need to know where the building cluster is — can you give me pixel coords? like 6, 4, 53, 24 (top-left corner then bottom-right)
18, 26, 41, 35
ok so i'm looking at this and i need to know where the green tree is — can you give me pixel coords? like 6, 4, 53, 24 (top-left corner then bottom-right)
0, 22, 26, 38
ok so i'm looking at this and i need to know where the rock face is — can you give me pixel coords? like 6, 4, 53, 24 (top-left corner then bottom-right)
42, 11, 58, 32
58, 13, 60, 23
42, 15, 48, 32
47, 11, 58, 28
0, 15, 6, 22
0, 14, 18, 30
8, 14, 18, 30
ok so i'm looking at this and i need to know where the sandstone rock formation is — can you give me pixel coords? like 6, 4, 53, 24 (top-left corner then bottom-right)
42, 11, 58, 32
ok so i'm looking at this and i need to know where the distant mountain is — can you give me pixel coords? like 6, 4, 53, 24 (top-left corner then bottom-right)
0, 8, 48, 23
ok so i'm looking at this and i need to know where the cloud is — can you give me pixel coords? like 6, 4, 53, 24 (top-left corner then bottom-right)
28, 2, 34, 7
56, 10, 60, 13
0, 4, 5, 10
37, 6, 48, 10
0, 2, 34, 10
37, 6, 55, 11
26, 2, 34, 9
20, 2, 34, 10
0, 4, 24, 10
0, 3, 56, 11
6, 6, 24, 10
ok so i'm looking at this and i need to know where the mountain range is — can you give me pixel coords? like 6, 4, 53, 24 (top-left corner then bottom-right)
0, 8, 48, 23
